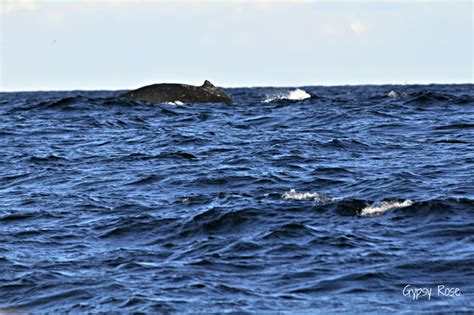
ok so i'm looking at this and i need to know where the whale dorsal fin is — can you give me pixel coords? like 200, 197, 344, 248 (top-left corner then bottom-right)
202, 80, 215, 89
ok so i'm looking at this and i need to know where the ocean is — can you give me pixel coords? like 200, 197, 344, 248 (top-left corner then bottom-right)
0, 84, 473, 313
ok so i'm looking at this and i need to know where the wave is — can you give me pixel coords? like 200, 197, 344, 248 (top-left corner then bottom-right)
33, 96, 93, 111
387, 90, 400, 98
280, 192, 424, 216
282, 189, 333, 202
432, 139, 468, 144
164, 101, 185, 105
435, 123, 474, 130
360, 200, 413, 216
125, 174, 163, 186
263, 89, 311, 103
382, 90, 473, 105
29, 154, 66, 163
404, 91, 454, 104
158, 151, 197, 160
178, 207, 259, 238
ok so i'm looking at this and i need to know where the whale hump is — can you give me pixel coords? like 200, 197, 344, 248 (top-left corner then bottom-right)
202, 80, 215, 89
121, 80, 234, 105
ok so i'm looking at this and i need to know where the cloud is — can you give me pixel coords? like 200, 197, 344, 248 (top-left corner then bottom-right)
1, 0, 38, 14
350, 21, 366, 34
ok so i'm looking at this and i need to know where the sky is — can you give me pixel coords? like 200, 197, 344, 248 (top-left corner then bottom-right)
0, 0, 472, 91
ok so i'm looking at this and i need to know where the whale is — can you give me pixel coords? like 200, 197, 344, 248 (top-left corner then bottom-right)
120, 80, 234, 104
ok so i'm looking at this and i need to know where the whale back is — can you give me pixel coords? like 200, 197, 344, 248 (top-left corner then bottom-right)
121, 80, 233, 105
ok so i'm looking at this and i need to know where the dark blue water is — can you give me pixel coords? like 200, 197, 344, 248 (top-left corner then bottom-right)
1, 84, 473, 313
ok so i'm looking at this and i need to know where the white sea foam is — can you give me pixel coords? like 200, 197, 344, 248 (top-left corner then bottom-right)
388, 90, 399, 98
360, 199, 413, 216
164, 101, 185, 105
282, 189, 332, 203
263, 89, 311, 103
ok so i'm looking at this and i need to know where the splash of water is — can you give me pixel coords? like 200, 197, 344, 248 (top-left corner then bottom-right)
264, 89, 311, 102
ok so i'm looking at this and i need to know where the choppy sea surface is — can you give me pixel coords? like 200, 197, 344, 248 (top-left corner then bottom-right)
0, 84, 473, 313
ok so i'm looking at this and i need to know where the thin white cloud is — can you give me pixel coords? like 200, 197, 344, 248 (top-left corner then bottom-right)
350, 21, 366, 34
0, 0, 38, 14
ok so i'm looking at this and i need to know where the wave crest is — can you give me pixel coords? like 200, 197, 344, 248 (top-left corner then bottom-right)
360, 200, 413, 216
282, 189, 332, 202
263, 89, 311, 103
164, 101, 185, 105
388, 90, 400, 98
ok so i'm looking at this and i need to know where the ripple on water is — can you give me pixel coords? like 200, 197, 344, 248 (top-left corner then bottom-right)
0, 85, 473, 313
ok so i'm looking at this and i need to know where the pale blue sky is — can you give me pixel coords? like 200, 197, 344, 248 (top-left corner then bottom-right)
1, 0, 472, 91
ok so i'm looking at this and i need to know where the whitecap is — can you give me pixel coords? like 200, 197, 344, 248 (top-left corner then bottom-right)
282, 189, 332, 203
164, 101, 185, 105
388, 90, 399, 98
263, 89, 311, 103
360, 199, 413, 216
